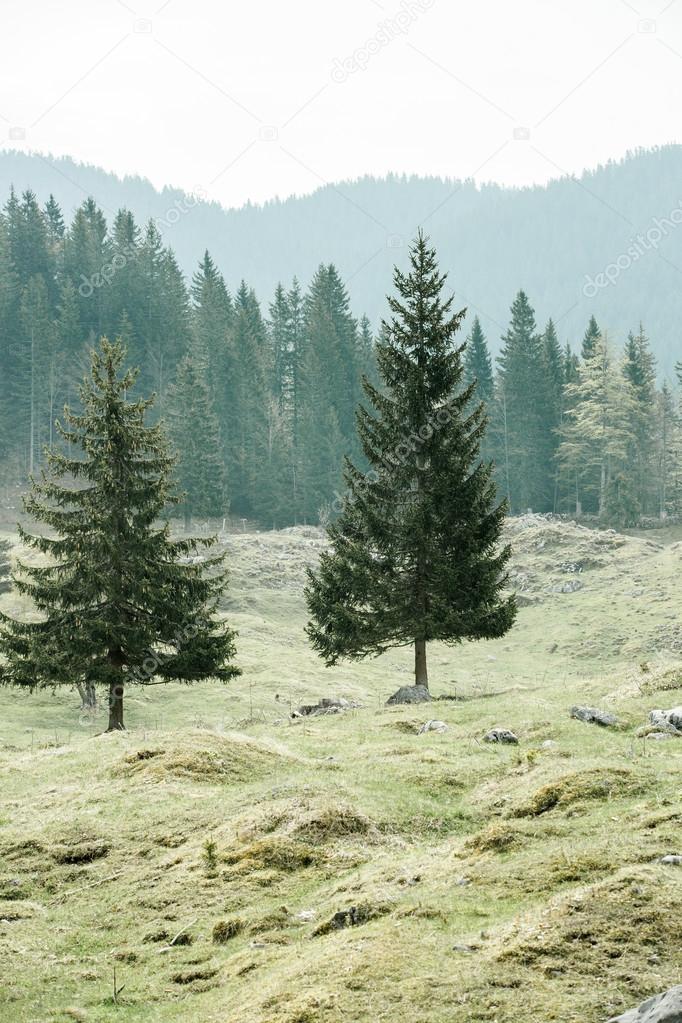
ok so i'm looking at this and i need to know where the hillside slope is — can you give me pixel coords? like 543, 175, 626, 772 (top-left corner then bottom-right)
1, 147, 682, 374
0, 517, 681, 1023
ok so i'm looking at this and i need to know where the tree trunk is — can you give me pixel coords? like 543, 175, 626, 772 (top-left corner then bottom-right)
107, 681, 125, 731
107, 648, 126, 731
77, 680, 97, 711
415, 638, 428, 688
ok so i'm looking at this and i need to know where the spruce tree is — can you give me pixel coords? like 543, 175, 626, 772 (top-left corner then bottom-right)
558, 334, 638, 519
166, 353, 227, 530
0, 339, 239, 730
655, 383, 679, 519
0, 215, 19, 464
540, 318, 565, 511
228, 282, 270, 516
495, 291, 546, 512
581, 315, 601, 361
463, 315, 494, 405
623, 324, 657, 514
305, 234, 515, 689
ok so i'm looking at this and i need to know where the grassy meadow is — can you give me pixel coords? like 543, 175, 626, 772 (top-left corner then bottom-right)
0, 516, 681, 1023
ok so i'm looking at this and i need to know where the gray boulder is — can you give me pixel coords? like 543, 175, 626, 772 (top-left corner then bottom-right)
649, 708, 682, 735
660, 854, 682, 866
483, 728, 519, 745
606, 986, 682, 1022
570, 705, 618, 727
386, 685, 431, 706
418, 719, 449, 734
293, 697, 360, 717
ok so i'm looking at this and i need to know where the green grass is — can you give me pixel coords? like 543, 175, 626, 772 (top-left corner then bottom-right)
0, 517, 681, 1022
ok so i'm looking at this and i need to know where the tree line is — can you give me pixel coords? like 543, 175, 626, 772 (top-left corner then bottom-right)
465, 300, 682, 526
1, 187, 681, 529
0, 188, 374, 527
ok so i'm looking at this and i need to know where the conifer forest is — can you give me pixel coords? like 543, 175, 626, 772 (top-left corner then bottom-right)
1, 187, 680, 531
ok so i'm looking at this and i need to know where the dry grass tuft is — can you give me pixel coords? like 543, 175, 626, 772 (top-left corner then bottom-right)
466, 821, 522, 853
513, 768, 643, 817
225, 836, 320, 873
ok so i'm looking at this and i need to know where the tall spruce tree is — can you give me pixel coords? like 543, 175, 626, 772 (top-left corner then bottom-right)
656, 382, 680, 519
495, 290, 546, 512
540, 318, 565, 511
166, 352, 227, 530
0, 339, 239, 730
305, 234, 515, 689
623, 324, 657, 514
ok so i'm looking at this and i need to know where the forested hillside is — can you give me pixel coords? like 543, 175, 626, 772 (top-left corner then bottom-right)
2, 146, 682, 376
0, 186, 681, 526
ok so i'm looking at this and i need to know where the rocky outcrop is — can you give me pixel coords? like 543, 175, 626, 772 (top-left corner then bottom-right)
418, 720, 448, 734
649, 707, 682, 735
570, 705, 618, 727
293, 697, 360, 717
483, 728, 519, 744
606, 986, 682, 1022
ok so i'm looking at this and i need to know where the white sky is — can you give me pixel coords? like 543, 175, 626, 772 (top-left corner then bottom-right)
2, 0, 682, 208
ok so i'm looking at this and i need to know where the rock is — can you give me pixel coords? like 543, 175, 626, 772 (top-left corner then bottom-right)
649, 708, 682, 735
552, 579, 583, 593
386, 685, 431, 706
606, 985, 682, 1022
570, 705, 618, 727
647, 732, 674, 741
455, 876, 471, 886
541, 739, 557, 749
483, 728, 519, 745
451, 943, 477, 953
418, 720, 449, 734
660, 854, 682, 866
293, 697, 360, 718
312, 902, 391, 936
295, 910, 316, 921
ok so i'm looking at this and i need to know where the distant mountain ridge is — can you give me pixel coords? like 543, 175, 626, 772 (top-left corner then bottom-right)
1, 146, 681, 376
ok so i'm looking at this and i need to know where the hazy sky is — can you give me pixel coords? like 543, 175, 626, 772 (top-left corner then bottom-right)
3, 0, 682, 208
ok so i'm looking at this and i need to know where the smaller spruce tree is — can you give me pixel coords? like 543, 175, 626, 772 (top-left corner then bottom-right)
0, 339, 239, 730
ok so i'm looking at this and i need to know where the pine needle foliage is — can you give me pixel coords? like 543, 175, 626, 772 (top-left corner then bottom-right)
305, 234, 516, 688
0, 338, 239, 729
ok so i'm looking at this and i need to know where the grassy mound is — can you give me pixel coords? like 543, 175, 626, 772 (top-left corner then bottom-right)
513, 768, 645, 817
113, 731, 292, 783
